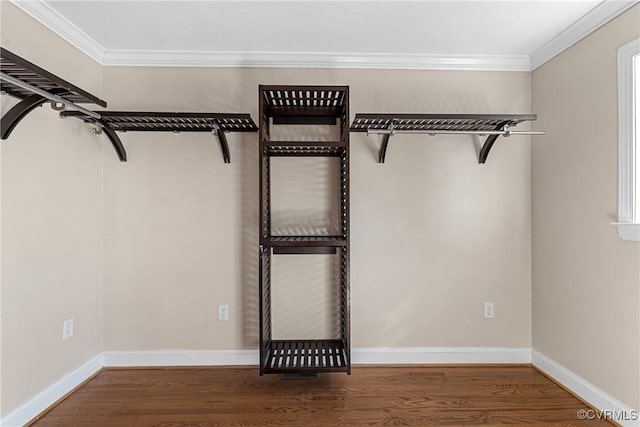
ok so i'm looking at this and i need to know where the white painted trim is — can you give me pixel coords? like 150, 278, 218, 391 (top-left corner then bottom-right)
532, 350, 639, 427
352, 347, 531, 364
8, 0, 105, 64
613, 223, 640, 241
102, 347, 530, 367
530, 1, 638, 70
617, 38, 640, 241
103, 349, 259, 367
0, 354, 103, 427
101, 50, 531, 71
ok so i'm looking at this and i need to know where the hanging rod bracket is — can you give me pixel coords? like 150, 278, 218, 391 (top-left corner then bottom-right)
1, 93, 48, 139
95, 119, 127, 162
1, 88, 66, 140
57, 113, 126, 162
374, 121, 395, 163
50, 101, 66, 111
478, 121, 512, 164
212, 123, 231, 164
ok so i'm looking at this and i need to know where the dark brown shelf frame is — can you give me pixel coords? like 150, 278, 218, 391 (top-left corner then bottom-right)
350, 113, 538, 164
0, 47, 107, 140
60, 111, 258, 163
263, 339, 348, 374
259, 85, 351, 376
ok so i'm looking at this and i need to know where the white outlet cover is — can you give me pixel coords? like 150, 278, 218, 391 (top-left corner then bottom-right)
63, 318, 74, 340
218, 304, 229, 321
483, 302, 495, 319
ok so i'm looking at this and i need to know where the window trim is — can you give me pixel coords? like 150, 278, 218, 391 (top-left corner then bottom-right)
616, 38, 640, 241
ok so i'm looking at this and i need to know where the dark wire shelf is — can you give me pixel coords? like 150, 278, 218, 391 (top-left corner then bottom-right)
267, 235, 346, 246
266, 236, 346, 254
60, 111, 257, 132
261, 85, 349, 125
263, 340, 348, 374
60, 111, 258, 163
0, 47, 107, 140
264, 141, 345, 157
350, 113, 536, 132
0, 47, 106, 106
350, 113, 537, 164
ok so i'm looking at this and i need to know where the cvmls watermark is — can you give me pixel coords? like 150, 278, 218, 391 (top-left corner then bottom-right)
577, 409, 639, 422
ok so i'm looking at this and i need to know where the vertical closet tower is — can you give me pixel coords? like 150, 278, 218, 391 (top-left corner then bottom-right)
258, 85, 351, 375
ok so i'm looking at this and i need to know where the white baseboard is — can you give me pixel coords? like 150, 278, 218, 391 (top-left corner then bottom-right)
352, 347, 531, 364
101, 347, 531, 367
532, 350, 639, 427
0, 353, 103, 427
103, 349, 259, 367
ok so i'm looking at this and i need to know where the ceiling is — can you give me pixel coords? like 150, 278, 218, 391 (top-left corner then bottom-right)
10, 0, 639, 70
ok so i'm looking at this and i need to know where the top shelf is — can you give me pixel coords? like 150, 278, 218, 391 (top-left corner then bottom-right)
60, 111, 258, 133
0, 47, 106, 107
60, 111, 258, 163
350, 113, 536, 133
260, 85, 348, 124
350, 113, 538, 164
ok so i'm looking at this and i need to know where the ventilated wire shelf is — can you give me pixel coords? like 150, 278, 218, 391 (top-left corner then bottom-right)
350, 114, 535, 132
264, 340, 348, 373
60, 111, 257, 132
0, 47, 106, 106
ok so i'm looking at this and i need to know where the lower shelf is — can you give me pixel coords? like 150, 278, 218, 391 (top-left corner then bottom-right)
263, 339, 349, 374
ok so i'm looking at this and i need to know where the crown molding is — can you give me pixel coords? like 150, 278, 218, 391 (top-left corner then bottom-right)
102, 50, 531, 71
530, 0, 639, 70
9, 0, 638, 71
9, 0, 105, 64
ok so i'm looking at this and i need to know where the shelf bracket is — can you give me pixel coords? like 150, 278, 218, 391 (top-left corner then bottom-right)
213, 123, 231, 164
92, 119, 127, 162
1, 89, 65, 140
478, 121, 513, 164
378, 122, 394, 163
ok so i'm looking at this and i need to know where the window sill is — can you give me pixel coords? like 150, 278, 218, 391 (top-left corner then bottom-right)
613, 223, 640, 241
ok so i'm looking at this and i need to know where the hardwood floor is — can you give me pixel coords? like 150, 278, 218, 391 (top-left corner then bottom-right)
30, 365, 613, 426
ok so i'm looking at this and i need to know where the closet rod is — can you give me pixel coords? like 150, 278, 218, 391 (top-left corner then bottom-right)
0, 72, 101, 119
366, 129, 545, 136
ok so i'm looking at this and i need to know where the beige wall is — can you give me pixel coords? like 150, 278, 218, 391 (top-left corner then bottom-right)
0, 2, 104, 416
532, 5, 640, 410
101, 66, 532, 351
1, 0, 535, 417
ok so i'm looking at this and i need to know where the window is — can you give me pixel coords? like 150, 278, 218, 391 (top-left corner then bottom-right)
616, 38, 640, 241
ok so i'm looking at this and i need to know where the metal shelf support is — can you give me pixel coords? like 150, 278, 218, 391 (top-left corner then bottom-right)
1, 93, 51, 140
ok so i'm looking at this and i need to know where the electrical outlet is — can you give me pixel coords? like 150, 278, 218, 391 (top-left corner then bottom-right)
483, 302, 495, 319
63, 318, 74, 340
218, 304, 229, 321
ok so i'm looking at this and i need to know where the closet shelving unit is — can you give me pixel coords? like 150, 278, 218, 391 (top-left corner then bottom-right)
259, 85, 350, 375
2, 46, 546, 379
350, 113, 539, 163
61, 111, 258, 162
0, 47, 107, 140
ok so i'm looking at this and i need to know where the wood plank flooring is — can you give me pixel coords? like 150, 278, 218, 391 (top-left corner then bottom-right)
30, 366, 613, 426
